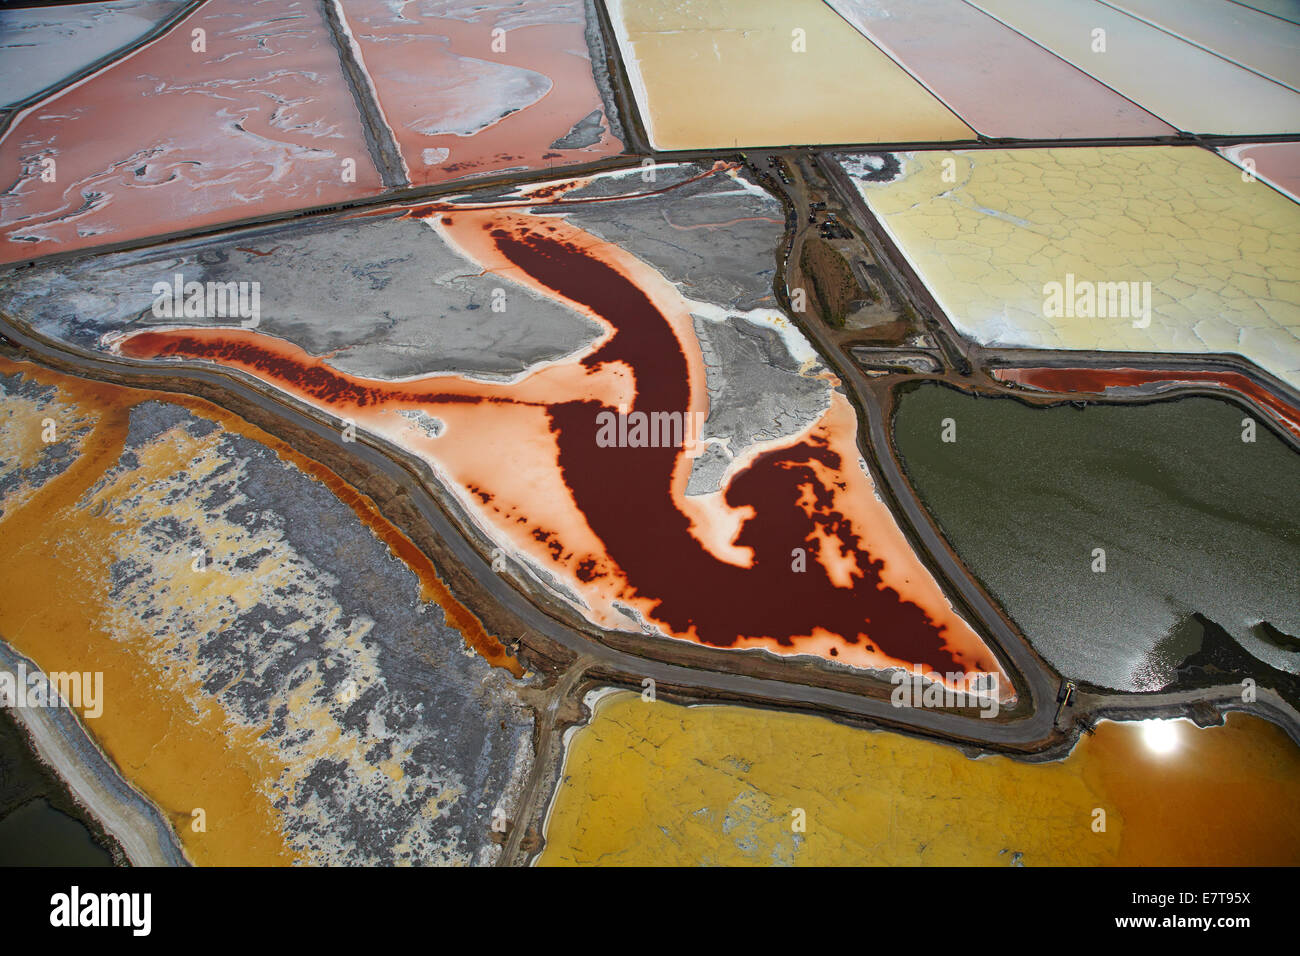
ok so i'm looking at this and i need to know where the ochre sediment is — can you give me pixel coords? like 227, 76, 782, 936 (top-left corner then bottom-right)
539, 691, 1300, 866
0, 356, 521, 863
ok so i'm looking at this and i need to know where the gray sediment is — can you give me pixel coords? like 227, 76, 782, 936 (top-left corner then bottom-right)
582, 0, 626, 147
0, 213, 603, 381
551, 109, 606, 150
893, 383, 1300, 692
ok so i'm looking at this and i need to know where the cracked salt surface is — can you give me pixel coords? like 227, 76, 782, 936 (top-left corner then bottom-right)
842, 147, 1300, 390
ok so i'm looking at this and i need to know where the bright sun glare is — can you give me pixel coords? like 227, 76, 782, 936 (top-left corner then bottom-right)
1140, 719, 1182, 755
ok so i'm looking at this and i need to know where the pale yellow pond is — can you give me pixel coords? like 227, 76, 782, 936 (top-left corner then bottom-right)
605, 0, 972, 149
845, 146, 1300, 390
539, 690, 1300, 866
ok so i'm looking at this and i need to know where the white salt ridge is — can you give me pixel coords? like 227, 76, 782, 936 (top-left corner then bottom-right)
408, 55, 552, 138
601, 0, 660, 149
329, 0, 411, 184
685, 298, 821, 367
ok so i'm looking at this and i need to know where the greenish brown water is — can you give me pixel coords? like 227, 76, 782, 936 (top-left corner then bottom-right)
0, 798, 112, 867
0, 711, 114, 867
893, 385, 1300, 691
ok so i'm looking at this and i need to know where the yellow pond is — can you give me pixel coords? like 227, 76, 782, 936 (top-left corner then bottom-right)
539, 690, 1300, 866
606, 0, 972, 150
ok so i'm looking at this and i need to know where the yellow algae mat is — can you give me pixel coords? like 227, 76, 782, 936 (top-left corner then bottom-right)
540, 691, 1300, 866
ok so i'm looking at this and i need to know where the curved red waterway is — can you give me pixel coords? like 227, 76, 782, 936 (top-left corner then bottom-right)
994, 367, 1300, 441
490, 228, 965, 671
118, 214, 1003, 679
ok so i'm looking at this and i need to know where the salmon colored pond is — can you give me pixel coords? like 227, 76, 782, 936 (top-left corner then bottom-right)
0, 0, 385, 264
338, 0, 622, 186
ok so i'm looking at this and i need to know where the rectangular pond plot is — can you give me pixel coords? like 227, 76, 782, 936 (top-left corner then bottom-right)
1103, 0, 1300, 92
839, 146, 1300, 391
967, 0, 1300, 134
604, 0, 973, 150
0, 0, 186, 107
539, 690, 1300, 866
824, 0, 1173, 139
335, 0, 623, 187
891, 383, 1300, 694
0, 0, 386, 264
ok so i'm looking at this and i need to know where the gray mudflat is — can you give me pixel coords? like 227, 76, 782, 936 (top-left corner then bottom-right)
894, 384, 1300, 692
0, 213, 603, 382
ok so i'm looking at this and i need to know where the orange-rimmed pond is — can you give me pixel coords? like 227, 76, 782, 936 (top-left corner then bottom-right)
539, 690, 1300, 866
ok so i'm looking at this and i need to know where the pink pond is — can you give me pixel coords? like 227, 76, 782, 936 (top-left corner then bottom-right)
337, 0, 623, 187
1221, 142, 1300, 202
827, 0, 1174, 139
0, 0, 385, 264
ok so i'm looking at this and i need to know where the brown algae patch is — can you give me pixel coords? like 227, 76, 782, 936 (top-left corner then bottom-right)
539, 691, 1300, 866
0, 356, 523, 864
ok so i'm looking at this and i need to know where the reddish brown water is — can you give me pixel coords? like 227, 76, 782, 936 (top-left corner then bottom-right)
995, 366, 1300, 441
117, 201, 1005, 686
